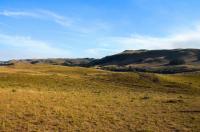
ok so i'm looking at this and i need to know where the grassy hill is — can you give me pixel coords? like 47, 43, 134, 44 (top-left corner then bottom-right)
0, 63, 200, 131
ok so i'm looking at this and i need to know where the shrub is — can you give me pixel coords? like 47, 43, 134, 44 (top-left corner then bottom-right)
11, 89, 17, 92
169, 59, 185, 65
139, 73, 160, 83
141, 96, 150, 100
30, 61, 39, 64
197, 54, 200, 60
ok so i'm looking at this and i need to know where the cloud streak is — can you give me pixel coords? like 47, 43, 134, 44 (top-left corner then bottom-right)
0, 10, 72, 28
106, 25, 200, 49
85, 24, 200, 57
37, 9, 72, 27
0, 10, 39, 17
0, 9, 110, 34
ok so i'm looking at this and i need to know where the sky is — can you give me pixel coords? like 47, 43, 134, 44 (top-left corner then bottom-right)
1, 0, 200, 60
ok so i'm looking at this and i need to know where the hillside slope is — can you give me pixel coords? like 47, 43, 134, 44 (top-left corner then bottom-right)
88, 49, 200, 73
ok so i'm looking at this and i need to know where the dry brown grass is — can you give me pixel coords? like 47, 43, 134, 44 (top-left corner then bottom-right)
0, 64, 200, 131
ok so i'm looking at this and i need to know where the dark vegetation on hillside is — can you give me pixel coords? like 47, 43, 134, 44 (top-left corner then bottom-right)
169, 59, 186, 65
197, 53, 200, 60
101, 65, 200, 74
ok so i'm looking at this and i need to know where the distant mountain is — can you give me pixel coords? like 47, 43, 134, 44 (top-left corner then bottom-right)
88, 49, 200, 66
9, 58, 95, 66
0, 61, 14, 66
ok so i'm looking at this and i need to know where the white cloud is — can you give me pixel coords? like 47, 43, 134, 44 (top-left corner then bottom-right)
85, 48, 120, 58
0, 33, 70, 60
101, 25, 200, 50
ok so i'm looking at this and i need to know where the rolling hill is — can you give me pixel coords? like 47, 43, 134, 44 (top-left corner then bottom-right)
0, 64, 200, 131
88, 49, 200, 73
8, 58, 94, 66
2, 49, 200, 73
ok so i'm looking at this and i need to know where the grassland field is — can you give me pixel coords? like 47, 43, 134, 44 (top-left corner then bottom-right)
0, 63, 200, 132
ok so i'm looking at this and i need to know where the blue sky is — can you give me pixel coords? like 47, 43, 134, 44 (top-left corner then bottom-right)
1, 0, 200, 60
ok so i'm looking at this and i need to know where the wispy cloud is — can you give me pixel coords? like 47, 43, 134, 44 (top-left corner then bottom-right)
0, 10, 39, 17
0, 33, 70, 60
0, 10, 72, 28
0, 9, 109, 33
37, 9, 72, 27
85, 48, 120, 58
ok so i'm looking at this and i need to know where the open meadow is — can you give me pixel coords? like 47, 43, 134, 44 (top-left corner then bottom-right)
0, 63, 200, 132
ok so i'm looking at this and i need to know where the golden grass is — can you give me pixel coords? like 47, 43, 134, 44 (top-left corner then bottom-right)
0, 64, 200, 131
